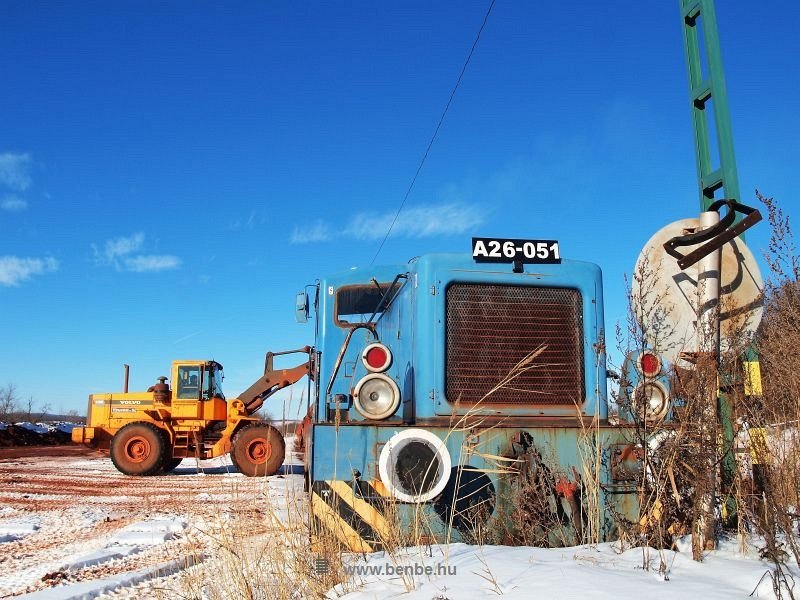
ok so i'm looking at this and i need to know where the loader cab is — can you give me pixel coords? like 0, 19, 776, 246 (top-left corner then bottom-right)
170, 361, 225, 419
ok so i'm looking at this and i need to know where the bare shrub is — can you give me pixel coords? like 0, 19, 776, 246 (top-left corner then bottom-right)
612, 254, 724, 561
0, 383, 19, 421
739, 191, 800, 576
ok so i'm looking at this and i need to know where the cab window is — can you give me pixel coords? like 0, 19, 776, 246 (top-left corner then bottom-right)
177, 365, 201, 399
334, 282, 401, 327
203, 367, 224, 400
203, 369, 213, 400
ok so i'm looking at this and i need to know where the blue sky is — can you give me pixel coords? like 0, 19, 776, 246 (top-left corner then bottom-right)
1, 1, 797, 416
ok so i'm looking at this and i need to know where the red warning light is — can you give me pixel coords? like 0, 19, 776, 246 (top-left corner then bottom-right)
363, 343, 392, 372
640, 352, 661, 377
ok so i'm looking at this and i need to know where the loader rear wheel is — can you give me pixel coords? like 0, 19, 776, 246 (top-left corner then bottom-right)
230, 424, 285, 477
110, 422, 165, 476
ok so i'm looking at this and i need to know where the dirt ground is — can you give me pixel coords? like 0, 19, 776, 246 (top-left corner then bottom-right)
0, 444, 97, 460
0, 445, 305, 598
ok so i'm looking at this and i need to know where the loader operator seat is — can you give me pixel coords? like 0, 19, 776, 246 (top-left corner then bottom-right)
185, 374, 199, 396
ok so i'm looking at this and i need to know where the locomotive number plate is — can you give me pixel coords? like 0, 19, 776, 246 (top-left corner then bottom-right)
472, 237, 561, 264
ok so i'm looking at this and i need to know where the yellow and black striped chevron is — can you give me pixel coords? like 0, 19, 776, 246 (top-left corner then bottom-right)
310, 479, 393, 553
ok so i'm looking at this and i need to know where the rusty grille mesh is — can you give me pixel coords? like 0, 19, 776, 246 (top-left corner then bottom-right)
445, 284, 585, 406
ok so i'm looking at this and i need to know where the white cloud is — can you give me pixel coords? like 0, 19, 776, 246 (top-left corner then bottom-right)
1, 195, 27, 212
290, 220, 334, 245
290, 202, 486, 245
0, 256, 59, 287
123, 255, 181, 273
0, 152, 32, 192
99, 232, 145, 264
344, 202, 485, 240
93, 232, 181, 273
228, 210, 267, 231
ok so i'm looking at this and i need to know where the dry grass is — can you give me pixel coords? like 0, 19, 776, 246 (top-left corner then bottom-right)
147, 464, 352, 599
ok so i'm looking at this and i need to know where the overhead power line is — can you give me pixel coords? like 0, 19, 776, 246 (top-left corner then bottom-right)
369, 0, 497, 266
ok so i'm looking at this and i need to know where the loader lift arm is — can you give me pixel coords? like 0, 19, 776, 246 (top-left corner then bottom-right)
239, 346, 314, 414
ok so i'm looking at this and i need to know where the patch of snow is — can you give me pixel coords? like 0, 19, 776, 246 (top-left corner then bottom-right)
0, 521, 39, 544
108, 518, 187, 547
51, 519, 188, 574
109, 531, 173, 547
15, 556, 202, 600
78, 509, 112, 528
15, 422, 51, 434
119, 518, 187, 534
59, 546, 141, 572
0, 521, 40, 536
332, 542, 794, 600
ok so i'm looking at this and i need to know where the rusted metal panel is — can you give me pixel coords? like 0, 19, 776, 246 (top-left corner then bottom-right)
445, 284, 584, 406
610, 443, 644, 483
311, 422, 641, 550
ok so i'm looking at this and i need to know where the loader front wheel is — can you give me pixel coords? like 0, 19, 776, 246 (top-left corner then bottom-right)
110, 422, 166, 476
230, 424, 285, 477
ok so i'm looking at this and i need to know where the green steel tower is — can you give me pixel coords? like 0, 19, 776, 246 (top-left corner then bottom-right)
680, 0, 740, 209
680, 0, 757, 527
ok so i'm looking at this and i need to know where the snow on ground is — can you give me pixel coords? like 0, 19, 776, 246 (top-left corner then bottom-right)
332, 539, 795, 599
1, 421, 78, 436
0, 445, 305, 598
0, 521, 39, 544
1, 440, 796, 599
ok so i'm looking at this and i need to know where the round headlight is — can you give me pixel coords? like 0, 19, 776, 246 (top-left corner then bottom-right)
362, 343, 392, 372
634, 381, 669, 421
379, 428, 451, 503
353, 373, 400, 420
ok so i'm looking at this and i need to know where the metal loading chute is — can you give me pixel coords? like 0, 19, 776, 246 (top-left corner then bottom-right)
239, 346, 314, 414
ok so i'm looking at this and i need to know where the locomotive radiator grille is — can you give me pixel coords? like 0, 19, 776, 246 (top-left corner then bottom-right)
445, 284, 585, 406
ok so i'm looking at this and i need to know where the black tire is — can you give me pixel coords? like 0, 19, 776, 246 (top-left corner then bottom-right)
161, 457, 183, 473
110, 422, 166, 476
230, 424, 285, 477
158, 429, 182, 473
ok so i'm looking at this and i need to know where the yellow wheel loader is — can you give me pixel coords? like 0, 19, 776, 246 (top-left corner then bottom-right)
72, 348, 312, 477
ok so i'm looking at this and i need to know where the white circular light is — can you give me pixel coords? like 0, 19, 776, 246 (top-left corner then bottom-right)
379, 428, 451, 503
634, 381, 669, 421
353, 373, 400, 420
362, 343, 393, 372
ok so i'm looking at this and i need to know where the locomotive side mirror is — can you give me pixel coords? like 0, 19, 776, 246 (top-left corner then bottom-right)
295, 291, 309, 323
